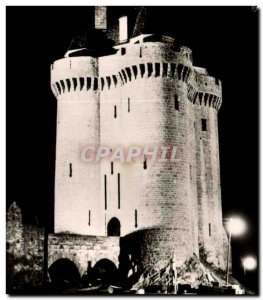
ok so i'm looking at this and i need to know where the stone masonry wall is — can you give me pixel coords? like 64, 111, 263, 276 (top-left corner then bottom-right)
51, 57, 102, 235
48, 234, 120, 276
99, 42, 199, 265
6, 202, 44, 290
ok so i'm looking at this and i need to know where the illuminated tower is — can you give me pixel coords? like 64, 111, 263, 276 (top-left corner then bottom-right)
51, 7, 227, 270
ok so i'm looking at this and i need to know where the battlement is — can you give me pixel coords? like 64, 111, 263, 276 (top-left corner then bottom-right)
51, 61, 192, 97
186, 67, 222, 110
51, 56, 221, 110
51, 33, 222, 109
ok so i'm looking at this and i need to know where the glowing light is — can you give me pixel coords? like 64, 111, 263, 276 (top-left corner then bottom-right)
227, 217, 246, 236
243, 256, 257, 270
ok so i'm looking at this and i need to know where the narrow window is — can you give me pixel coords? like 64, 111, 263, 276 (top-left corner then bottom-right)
135, 209, 138, 228
190, 164, 192, 181
69, 163, 72, 177
143, 155, 147, 170
118, 173, 120, 209
128, 98, 130, 112
121, 48, 126, 55
88, 210, 91, 226
111, 162, 114, 175
114, 105, 117, 118
104, 175, 107, 210
174, 95, 179, 111
209, 223, 211, 236
201, 118, 207, 131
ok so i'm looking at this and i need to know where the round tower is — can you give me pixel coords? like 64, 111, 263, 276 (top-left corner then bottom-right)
51, 30, 113, 235
99, 36, 199, 269
191, 69, 226, 269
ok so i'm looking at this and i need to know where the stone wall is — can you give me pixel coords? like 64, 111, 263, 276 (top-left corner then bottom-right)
48, 233, 120, 276
6, 202, 44, 291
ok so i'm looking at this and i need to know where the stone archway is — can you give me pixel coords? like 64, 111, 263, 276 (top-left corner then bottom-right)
90, 258, 118, 284
48, 258, 81, 288
107, 217, 121, 236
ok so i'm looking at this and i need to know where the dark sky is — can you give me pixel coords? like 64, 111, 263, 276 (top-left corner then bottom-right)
6, 6, 259, 292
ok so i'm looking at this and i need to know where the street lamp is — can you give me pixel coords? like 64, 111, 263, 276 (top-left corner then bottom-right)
242, 256, 257, 275
225, 217, 247, 286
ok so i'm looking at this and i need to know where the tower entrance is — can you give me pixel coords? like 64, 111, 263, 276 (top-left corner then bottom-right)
107, 217, 121, 236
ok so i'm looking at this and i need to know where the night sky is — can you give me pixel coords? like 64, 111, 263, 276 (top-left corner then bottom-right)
6, 6, 259, 292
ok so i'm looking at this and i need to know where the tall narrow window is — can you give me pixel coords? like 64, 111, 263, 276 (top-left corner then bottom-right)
69, 163, 72, 177
135, 209, 138, 228
143, 155, 147, 170
104, 175, 107, 210
201, 118, 207, 131
209, 223, 211, 236
111, 162, 114, 175
128, 98, 130, 112
190, 164, 192, 181
118, 173, 120, 209
114, 105, 117, 118
88, 210, 91, 226
174, 95, 179, 111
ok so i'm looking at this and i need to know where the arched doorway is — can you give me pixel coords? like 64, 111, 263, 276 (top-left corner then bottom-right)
90, 258, 118, 284
48, 258, 81, 288
107, 217, 121, 236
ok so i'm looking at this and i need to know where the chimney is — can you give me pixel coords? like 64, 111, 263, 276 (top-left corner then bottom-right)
95, 6, 107, 31
119, 16, 128, 42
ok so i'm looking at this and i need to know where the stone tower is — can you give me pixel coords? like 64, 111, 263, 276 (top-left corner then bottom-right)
51, 7, 227, 271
